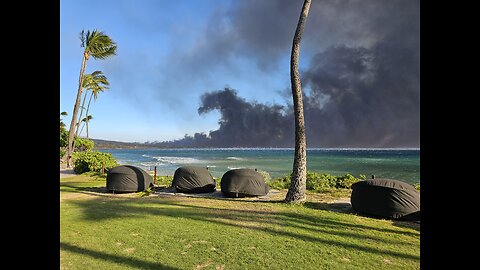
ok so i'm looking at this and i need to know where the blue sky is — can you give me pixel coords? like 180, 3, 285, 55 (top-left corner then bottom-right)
60, 0, 302, 142
60, 0, 419, 147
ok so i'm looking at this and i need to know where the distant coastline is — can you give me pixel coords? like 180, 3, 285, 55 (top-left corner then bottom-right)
92, 138, 419, 151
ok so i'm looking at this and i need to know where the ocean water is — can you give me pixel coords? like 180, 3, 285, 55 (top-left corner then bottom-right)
99, 148, 420, 184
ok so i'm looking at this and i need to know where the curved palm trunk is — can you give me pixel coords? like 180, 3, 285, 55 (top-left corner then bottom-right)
285, 0, 311, 203
85, 92, 94, 138
75, 90, 89, 137
66, 52, 88, 167
79, 120, 86, 136
79, 119, 88, 137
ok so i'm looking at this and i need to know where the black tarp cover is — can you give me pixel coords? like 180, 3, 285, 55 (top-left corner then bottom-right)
350, 178, 420, 220
106, 165, 153, 193
171, 166, 216, 193
221, 168, 269, 197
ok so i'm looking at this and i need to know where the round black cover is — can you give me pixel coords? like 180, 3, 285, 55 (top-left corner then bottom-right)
350, 178, 420, 220
171, 166, 216, 193
106, 165, 154, 193
221, 168, 269, 198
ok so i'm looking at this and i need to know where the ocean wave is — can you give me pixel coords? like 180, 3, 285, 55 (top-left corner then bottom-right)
308, 148, 420, 151
139, 162, 156, 167
153, 156, 202, 165
226, 157, 243, 160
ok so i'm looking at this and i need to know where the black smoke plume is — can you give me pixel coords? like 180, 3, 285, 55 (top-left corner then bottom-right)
154, 0, 419, 148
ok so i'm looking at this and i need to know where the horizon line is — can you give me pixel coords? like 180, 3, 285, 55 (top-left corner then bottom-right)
99, 146, 420, 151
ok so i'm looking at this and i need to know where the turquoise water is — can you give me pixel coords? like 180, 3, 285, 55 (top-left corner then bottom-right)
99, 148, 420, 184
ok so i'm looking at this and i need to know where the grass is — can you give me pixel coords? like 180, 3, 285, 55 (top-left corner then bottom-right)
60, 174, 420, 270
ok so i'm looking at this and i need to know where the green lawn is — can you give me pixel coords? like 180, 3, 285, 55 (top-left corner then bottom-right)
60, 174, 420, 270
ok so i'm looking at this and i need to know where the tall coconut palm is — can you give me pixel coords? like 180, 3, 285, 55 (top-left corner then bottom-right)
84, 72, 109, 138
285, 0, 312, 203
65, 30, 117, 167
75, 71, 109, 137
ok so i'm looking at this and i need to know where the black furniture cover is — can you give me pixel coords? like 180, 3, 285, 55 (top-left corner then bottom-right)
171, 166, 216, 193
350, 178, 420, 220
106, 165, 154, 193
221, 168, 269, 198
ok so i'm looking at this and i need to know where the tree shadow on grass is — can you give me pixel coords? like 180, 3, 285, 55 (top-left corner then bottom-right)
303, 201, 355, 214
393, 220, 420, 232
61, 184, 108, 193
165, 197, 420, 238
304, 200, 420, 232
60, 242, 180, 270
66, 197, 420, 262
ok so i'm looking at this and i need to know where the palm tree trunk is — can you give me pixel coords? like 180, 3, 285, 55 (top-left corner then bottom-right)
79, 120, 86, 137
75, 89, 89, 137
66, 52, 88, 167
86, 119, 89, 138
285, 0, 311, 203
85, 92, 94, 138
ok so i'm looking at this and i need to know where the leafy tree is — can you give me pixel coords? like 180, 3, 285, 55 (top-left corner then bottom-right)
60, 129, 69, 148
60, 111, 68, 131
60, 112, 69, 158
65, 30, 117, 167
74, 137, 95, 152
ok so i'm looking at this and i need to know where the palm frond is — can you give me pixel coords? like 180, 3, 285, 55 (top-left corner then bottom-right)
84, 30, 117, 59
81, 70, 111, 102
91, 45, 117, 59
90, 70, 104, 76
79, 29, 86, 48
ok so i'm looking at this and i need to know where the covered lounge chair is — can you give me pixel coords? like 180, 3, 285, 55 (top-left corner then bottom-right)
106, 165, 154, 193
220, 168, 269, 198
350, 178, 420, 220
171, 166, 216, 193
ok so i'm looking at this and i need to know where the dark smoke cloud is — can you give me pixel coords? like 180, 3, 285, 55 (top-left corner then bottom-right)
198, 88, 294, 147
188, 0, 419, 72
158, 88, 294, 147
302, 42, 419, 147
155, 0, 419, 148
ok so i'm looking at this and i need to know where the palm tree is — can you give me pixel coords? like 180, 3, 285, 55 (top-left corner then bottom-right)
78, 115, 93, 137
84, 114, 94, 138
65, 29, 117, 167
285, 0, 312, 203
75, 71, 109, 137
60, 111, 68, 130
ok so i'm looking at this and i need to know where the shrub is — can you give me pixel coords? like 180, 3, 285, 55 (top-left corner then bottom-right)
215, 178, 221, 189
138, 187, 153, 197
306, 172, 337, 191
267, 174, 291, 190
60, 129, 69, 148
154, 176, 174, 187
335, 173, 360, 189
60, 147, 66, 159
72, 151, 118, 174
413, 182, 420, 191
74, 137, 94, 152
257, 170, 271, 182
268, 171, 361, 191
